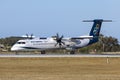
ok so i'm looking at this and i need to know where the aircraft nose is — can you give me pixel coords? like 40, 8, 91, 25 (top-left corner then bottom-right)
11, 46, 16, 51
11, 45, 19, 51
11, 45, 24, 51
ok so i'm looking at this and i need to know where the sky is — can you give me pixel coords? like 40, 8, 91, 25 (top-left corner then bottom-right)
0, 0, 120, 40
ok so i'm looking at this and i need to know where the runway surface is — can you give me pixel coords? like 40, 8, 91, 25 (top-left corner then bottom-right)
0, 54, 120, 58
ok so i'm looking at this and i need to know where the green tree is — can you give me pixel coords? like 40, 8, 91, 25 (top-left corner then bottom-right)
79, 34, 120, 53
0, 36, 24, 50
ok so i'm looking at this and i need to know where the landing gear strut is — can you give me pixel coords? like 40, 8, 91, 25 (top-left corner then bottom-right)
70, 50, 75, 54
41, 50, 46, 54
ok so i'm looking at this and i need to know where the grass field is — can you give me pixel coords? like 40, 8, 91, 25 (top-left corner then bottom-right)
0, 57, 120, 80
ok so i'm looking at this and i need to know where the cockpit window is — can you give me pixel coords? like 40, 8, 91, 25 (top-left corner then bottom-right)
16, 42, 26, 44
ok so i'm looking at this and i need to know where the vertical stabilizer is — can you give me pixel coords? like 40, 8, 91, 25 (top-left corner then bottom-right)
83, 19, 112, 44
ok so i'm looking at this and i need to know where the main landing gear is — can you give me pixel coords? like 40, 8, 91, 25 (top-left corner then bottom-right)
41, 50, 46, 54
70, 50, 75, 54
40, 50, 75, 54
68, 50, 76, 54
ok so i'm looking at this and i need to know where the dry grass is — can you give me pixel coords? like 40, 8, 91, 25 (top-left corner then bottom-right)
0, 57, 120, 80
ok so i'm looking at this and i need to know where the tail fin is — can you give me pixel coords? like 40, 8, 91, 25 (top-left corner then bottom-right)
83, 19, 112, 44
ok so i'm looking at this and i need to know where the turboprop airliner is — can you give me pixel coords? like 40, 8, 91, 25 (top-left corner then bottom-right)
11, 19, 112, 54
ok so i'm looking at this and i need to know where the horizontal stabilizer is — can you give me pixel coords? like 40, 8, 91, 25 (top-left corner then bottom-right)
83, 19, 112, 22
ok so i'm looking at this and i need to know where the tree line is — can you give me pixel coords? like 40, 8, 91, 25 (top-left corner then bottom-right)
0, 34, 120, 52
0, 37, 23, 51
79, 34, 120, 53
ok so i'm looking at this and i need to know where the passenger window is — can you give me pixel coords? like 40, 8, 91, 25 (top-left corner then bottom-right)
22, 42, 25, 44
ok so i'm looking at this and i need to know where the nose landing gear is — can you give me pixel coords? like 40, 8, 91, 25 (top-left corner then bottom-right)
41, 50, 46, 54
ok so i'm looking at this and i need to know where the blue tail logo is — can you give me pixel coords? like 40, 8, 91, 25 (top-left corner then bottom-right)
93, 24, 100, 36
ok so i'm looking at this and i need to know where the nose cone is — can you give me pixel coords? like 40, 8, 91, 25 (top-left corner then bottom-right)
11, 45, 25, 51
11, 45, 22, 51
11, 46, 17, 51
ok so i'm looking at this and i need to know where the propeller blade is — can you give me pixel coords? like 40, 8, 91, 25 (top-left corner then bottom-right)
26, 34, 29, 38
60, 35, 64, 39
61, 41, 65, 45
30, 34, 33, 39
55, 43, 58, 46
57, 33, 59, 39
54, 33, 65, 48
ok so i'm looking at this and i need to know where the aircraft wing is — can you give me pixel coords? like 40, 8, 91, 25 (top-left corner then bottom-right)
71, 36, 93, 39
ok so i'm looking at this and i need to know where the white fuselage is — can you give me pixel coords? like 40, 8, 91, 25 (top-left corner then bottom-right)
11, 37, 90, 51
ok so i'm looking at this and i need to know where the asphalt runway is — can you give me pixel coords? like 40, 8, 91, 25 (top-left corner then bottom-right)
0, 54, 120, 58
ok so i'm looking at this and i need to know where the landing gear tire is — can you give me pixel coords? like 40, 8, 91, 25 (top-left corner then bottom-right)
41, 51, 46, 54
15, 51, 18, 55
70, 51, 75, 54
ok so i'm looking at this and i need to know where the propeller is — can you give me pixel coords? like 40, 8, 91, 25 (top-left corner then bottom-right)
26, 34, 29, 38
22, 34, 34, 39
54, 33, 65, 48
30, 34, 33, 39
